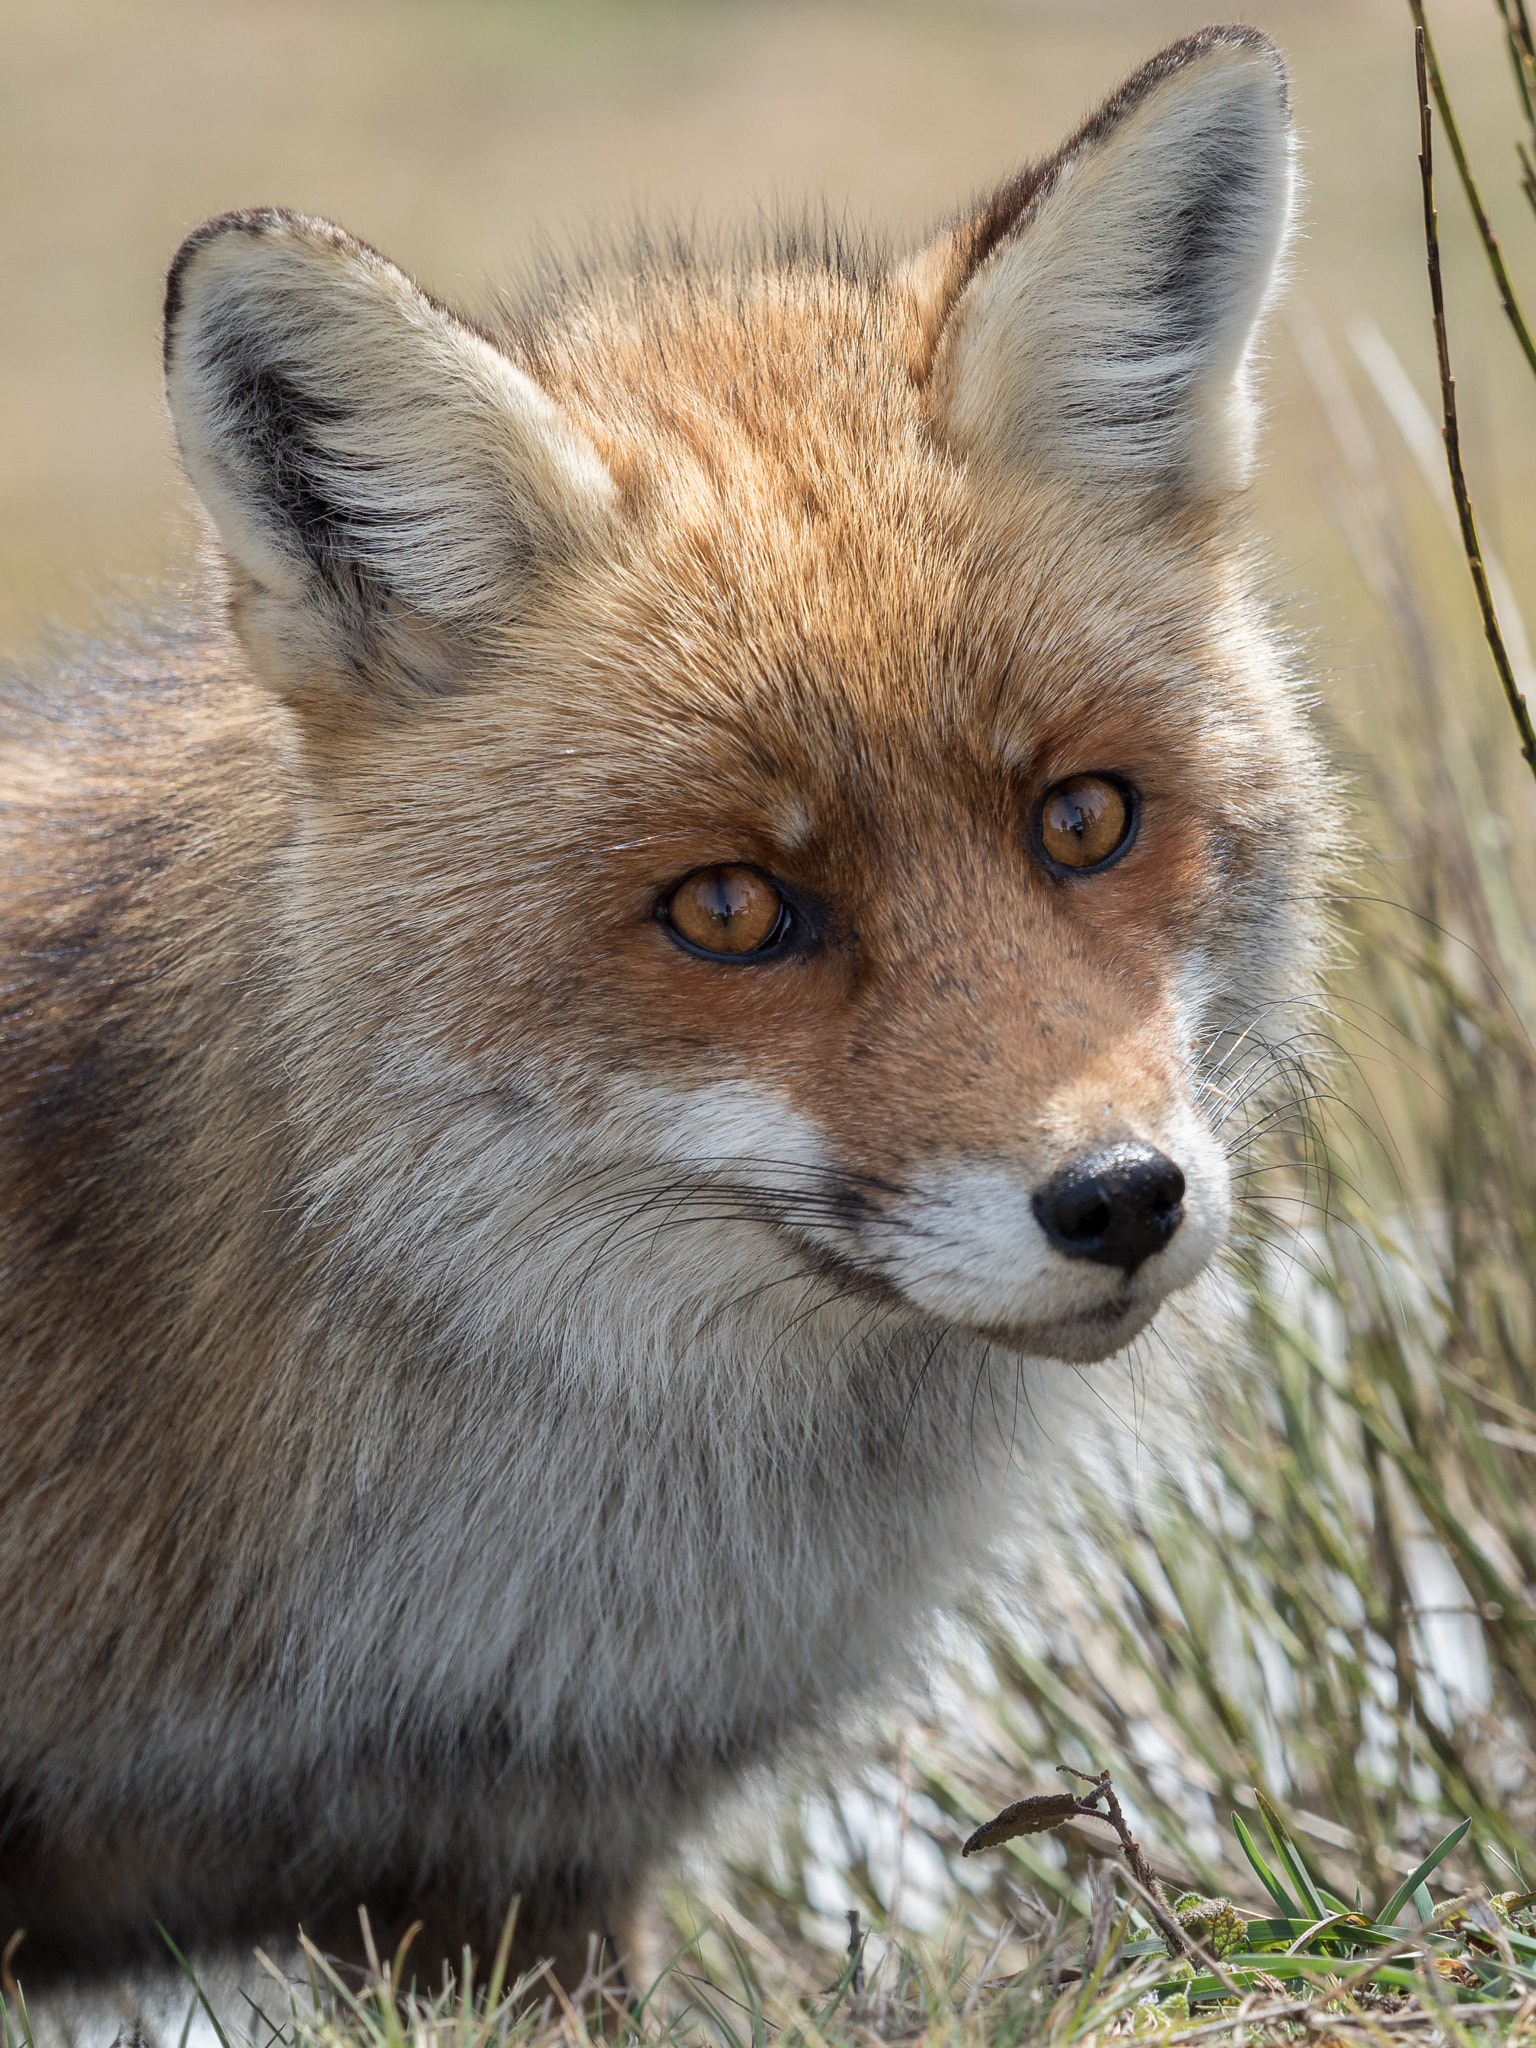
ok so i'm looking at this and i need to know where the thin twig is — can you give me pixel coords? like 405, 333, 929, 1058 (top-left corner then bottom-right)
1065, 1769, 1224, 1973
1409, 0, 1536, 377
1075, 1772, 1189, 1960
1496, 0, 1536, 204
0, 1929, 23, 2003
1500, 0, 1536, 117
961, 1917, 1018, 2019
1159, 1998, 1311, 2044
844, 1908, 866, 2001
1169, 1998, 1535, 2040
1415, 23, 1536, 785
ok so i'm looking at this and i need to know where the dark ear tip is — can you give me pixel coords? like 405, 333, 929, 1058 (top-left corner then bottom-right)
1071, 25, 1290, 160
162, 212, 405, 378
163, 209, 302, 372
1056, 23, 1291, 207
162, 209, 364, 378
1161, 23, 1291, 113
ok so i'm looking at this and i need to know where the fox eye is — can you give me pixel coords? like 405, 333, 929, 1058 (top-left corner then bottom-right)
1035, 774, 1137, 874
662, 865, 790, 959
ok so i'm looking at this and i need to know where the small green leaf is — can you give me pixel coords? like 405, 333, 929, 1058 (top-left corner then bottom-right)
1176, 1897, 1247, 1958
1255, 1789, 1328, 1922
1378, 1818, 1472, 1926
1233, 1811, 1301, 1917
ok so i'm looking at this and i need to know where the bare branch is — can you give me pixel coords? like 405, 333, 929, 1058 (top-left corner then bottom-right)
1410, 1, 1536, 376
1414, 22, 1536, 784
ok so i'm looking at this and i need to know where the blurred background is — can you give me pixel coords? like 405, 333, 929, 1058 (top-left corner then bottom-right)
11, 0, 1536, 2014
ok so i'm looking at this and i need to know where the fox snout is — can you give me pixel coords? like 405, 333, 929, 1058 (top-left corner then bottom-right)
1031, 1142, 1186, 1275
850, 1101, 1229, 1364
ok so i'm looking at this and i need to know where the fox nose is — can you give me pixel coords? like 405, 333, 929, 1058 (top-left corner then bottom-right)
1031, 1143, 1186, 1275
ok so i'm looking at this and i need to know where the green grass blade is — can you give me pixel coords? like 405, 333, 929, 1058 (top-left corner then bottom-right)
676, 1979, 747, 2048
1239, 1918, 1310, 1947
235, 1987, 287, 2048
4, 1984, 34, 2048
1182, 1953, 1361, 2000
159, 1926, 234, 2048
631, 1925, 710, 2026
1233, 1810, 1301, 1917
483, 1920, 515, 2018
1378, 1818, 1472, 1925
718, 1931, 768, 2048
1254, 1790, 1329, 1922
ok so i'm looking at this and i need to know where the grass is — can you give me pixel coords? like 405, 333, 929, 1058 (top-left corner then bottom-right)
10, 2, 1536, 2045
10, 1794, 1536, 2048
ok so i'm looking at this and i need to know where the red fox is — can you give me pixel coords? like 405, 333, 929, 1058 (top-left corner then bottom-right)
1, 25, 1328, 1988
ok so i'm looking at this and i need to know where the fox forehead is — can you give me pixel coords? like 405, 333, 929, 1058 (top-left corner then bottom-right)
526, 271, 1239, 724
411, 276, 1253, 792
442, 412, 1250, 824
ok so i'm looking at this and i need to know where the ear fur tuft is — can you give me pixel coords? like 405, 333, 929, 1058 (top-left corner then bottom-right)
916, 26, 1295, 505
163, 209, 616, 700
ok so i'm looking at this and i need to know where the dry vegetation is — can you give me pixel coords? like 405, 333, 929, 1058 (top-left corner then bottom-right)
8, 0, 1536, 2043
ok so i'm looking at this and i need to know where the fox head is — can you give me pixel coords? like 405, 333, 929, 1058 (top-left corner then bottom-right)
162, 27, 1323, 1377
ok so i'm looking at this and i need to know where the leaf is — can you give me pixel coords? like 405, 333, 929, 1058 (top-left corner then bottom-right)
1233, 1811, 1301, 1918
1176, 1897, 1247, 1959
1240, 1917, 1313, 1951
1378, 1818, 1472, 1925
962, 1791, 1084, 1855
1181, 1953, 1350, 2001
1255, 1790, 1329, 1923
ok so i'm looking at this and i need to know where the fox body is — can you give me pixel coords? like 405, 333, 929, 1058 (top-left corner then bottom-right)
1, 28, 1327, 1983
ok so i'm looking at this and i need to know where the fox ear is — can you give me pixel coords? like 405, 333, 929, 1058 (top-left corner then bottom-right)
913, 27, 1294, 507
163, 209, 616, 706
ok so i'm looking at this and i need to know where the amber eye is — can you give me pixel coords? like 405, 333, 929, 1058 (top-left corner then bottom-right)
664, 865, 788, 957
1036, 774, 1136, 873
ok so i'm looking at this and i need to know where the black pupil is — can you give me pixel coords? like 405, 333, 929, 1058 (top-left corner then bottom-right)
710, 877, 745, 929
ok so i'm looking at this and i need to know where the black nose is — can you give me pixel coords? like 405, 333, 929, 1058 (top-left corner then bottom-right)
1031, 1143, 1186, 1275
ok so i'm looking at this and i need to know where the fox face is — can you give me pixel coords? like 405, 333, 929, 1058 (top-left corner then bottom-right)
162, 28, 1313, 1392
277, 487, 1248, 1373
